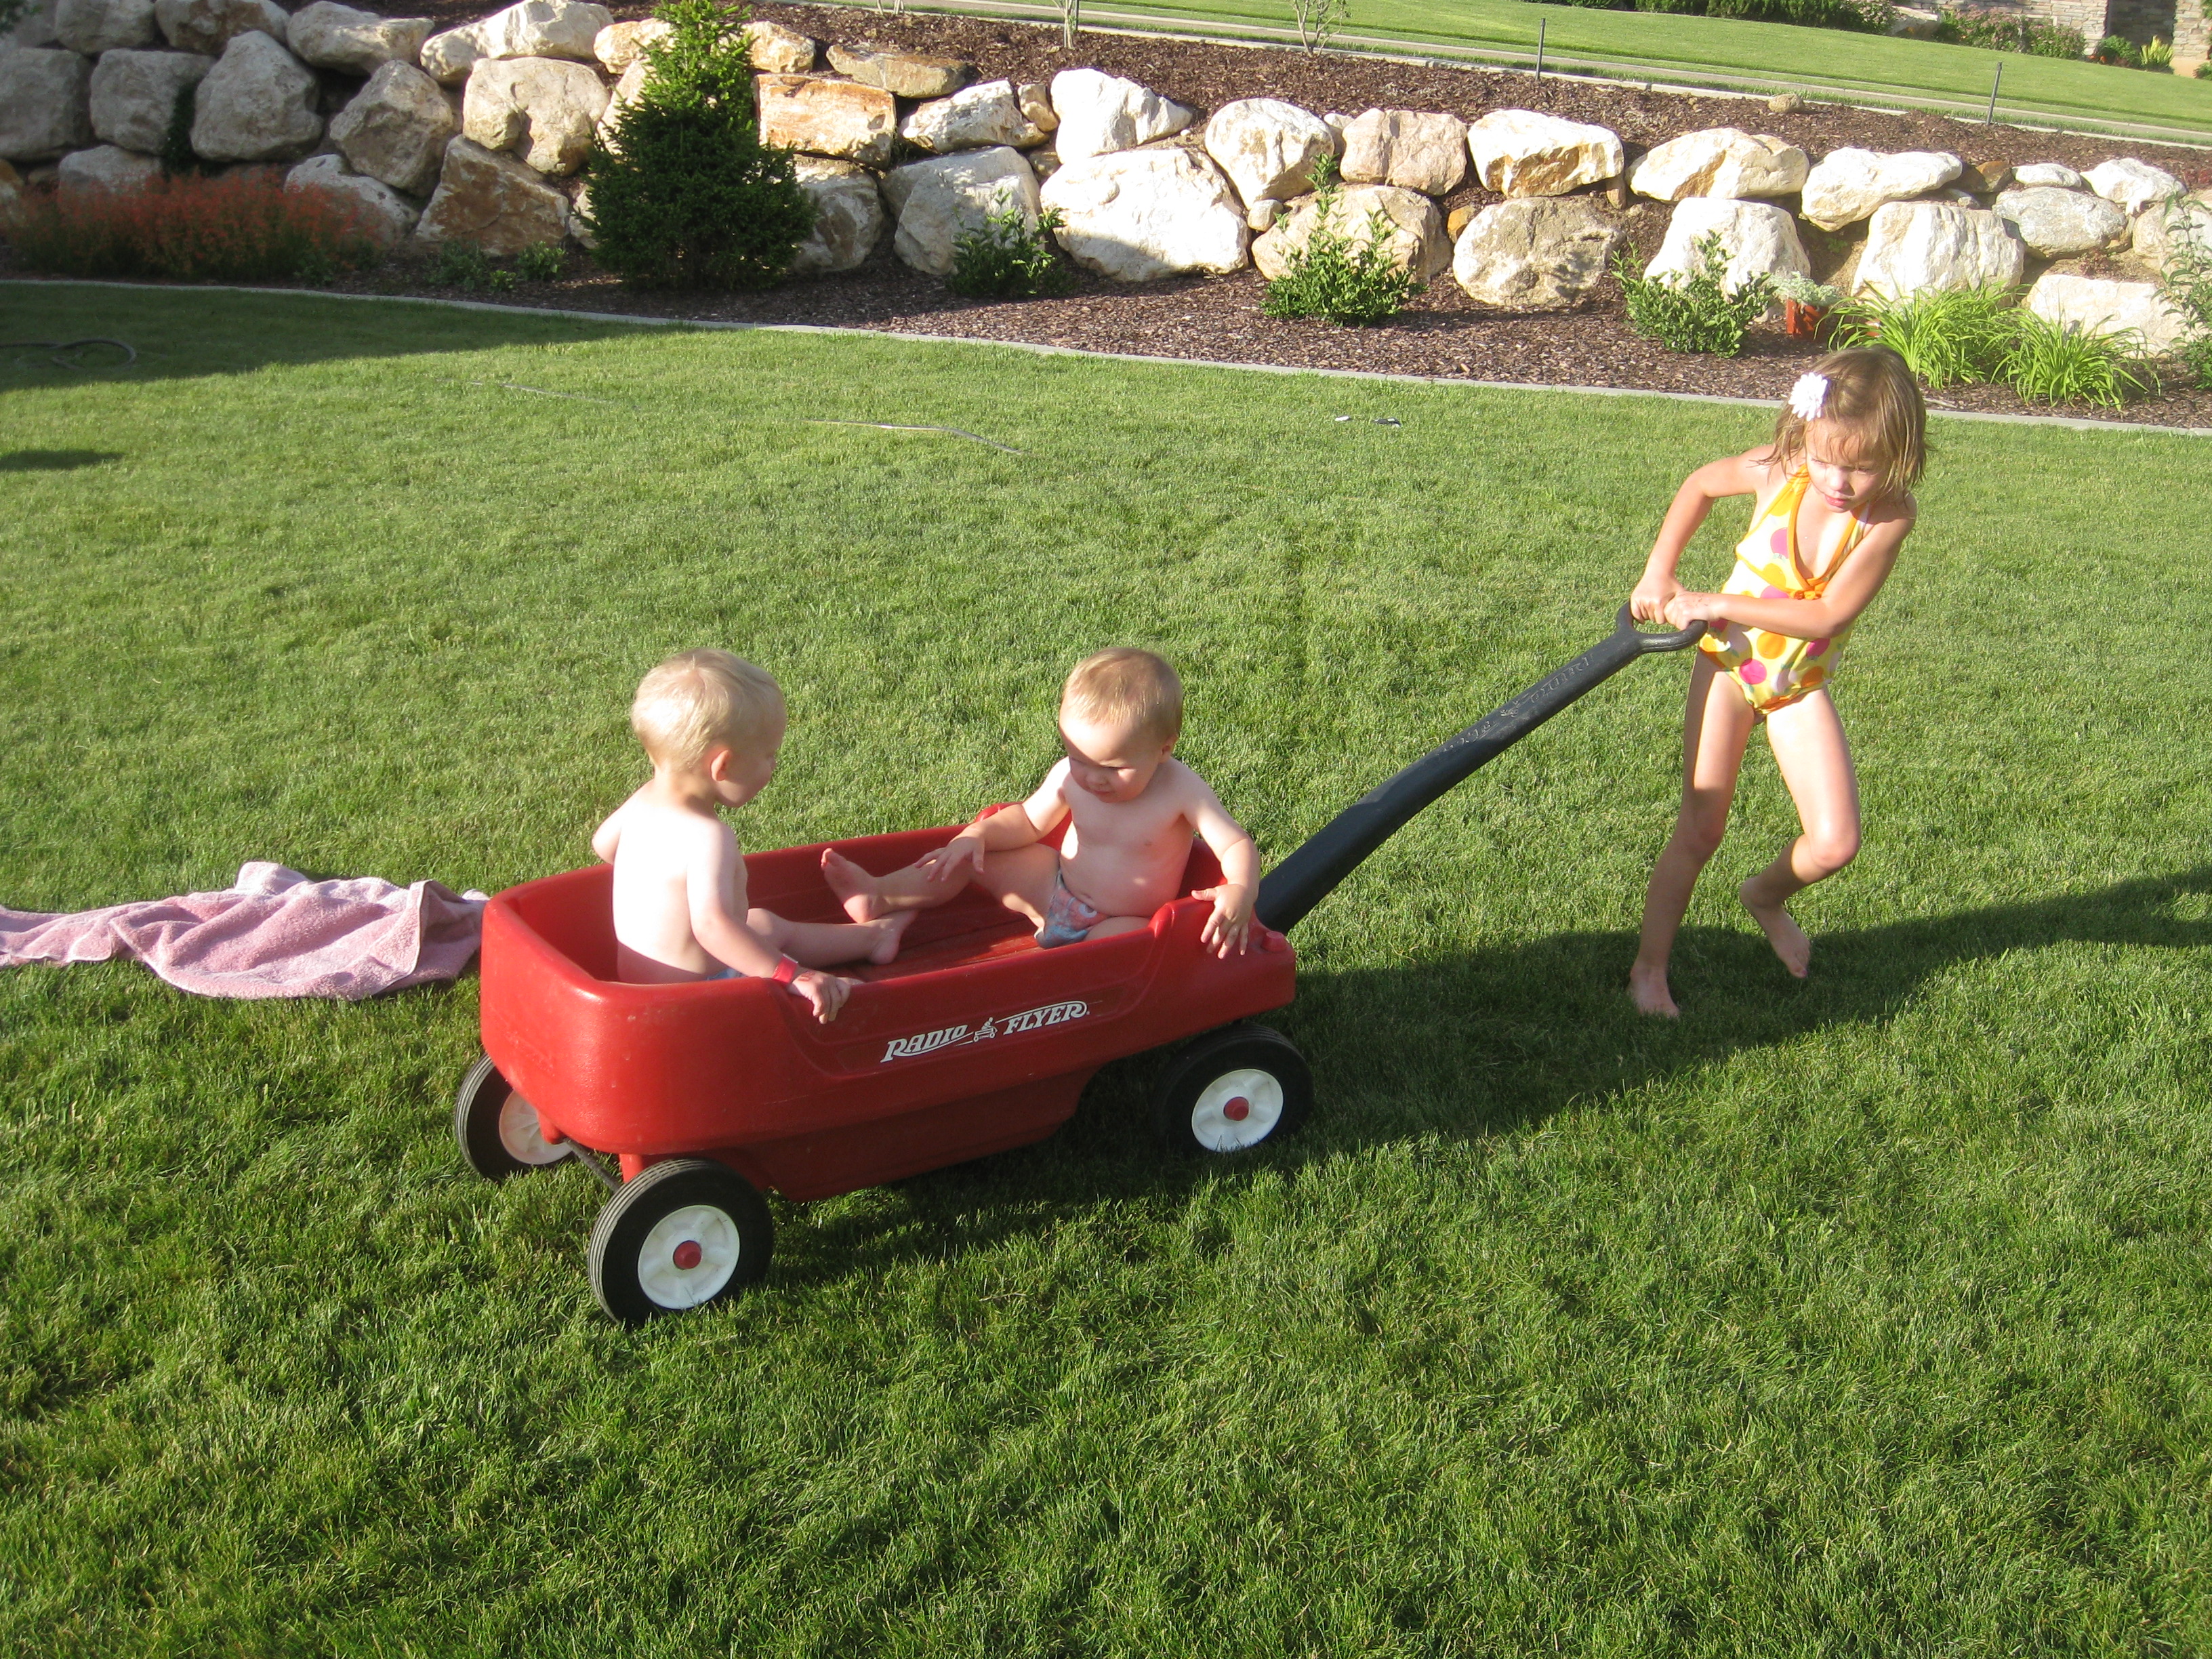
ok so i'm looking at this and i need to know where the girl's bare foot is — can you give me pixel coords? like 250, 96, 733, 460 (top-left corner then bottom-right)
865, 909, 915, 964
1740, 879, 1811, 977
821, 848, 888, 921
1629, 962, 1679, 1018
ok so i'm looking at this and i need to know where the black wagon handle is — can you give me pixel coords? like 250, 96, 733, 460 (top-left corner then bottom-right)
1252, 608, 1706, 935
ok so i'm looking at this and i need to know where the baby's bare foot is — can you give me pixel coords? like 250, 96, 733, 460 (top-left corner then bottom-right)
821, 848, 887, 922
1740, 879, 1811, 978
1629, 962, 1679, 1018
866, 909, 915, 964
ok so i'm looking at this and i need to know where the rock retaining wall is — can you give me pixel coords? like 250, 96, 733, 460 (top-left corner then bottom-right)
3, 0, 2205, 348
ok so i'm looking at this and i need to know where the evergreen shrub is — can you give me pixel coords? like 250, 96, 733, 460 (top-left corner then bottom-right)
581, 0, 814, 289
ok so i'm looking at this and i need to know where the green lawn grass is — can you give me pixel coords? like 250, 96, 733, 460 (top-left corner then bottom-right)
894, 0, 2212, 140
3, 283, 2211, 1655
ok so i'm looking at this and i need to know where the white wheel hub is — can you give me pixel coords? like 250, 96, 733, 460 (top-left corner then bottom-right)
497, 1092, 570, 1166
1190, 1066, 1283, 1152
637, 1203, 742, 1309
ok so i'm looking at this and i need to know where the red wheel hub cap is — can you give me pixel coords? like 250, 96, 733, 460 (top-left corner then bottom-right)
1223, 1096, 1250, 1122
672, 1240, 703, 1271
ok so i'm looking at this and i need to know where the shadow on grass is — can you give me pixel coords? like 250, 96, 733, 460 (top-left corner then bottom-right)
0, 449, 121, 471
766, 866, 2212, 1290
0, 283, 661, 388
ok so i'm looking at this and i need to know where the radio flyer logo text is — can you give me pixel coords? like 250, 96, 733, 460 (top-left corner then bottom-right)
880, 1000, 1089, 1063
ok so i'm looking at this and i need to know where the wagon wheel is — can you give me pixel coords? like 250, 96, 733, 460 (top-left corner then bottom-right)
588, 1159, 773, 1326
1151, 1023, 1312, 1155
453, 1052, 572, 1181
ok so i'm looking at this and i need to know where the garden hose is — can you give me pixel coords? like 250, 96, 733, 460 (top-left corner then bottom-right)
0, 337, 138, 369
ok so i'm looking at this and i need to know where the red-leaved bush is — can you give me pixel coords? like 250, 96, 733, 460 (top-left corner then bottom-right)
10, 173, 382, 283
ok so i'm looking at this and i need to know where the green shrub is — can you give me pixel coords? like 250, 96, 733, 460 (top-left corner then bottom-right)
2095, 33, 2141, 64
514, 241, 568, 282
1612, 233, 1770, 356
1933, 7, 2085, 56
2155, 199, 2212, 389
1556, 0, 1885, 28
1829, 285, 2017, 388
1771, 271, 1843, 309
581, 0, 814, 289
946, 198, 1071, 299
430, 240, 517, 293
159, 82, 215, 179
1999, 312, 2156, 409
1261, 157, 1423, 326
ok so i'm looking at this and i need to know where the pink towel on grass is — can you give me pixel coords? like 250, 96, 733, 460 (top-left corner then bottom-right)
0, 862, 487, 1000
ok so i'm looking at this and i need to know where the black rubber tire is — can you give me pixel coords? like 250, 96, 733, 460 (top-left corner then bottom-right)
453, 1052, 570, 1181
588, 1158, 773, 1326
1151, 1023, 1313, 1155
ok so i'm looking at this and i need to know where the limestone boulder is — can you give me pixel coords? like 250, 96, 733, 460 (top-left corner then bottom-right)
1451, 195, 1621, 309
1047, 68, 1194, 163
1019, 82, 1056, 134
882, 144, 1037, 277
56, 142, 160, 195
2025, 270, 2185, 356
1465, 109, 1621, 199
1338, 107, 1465, 197
789, 153, 884, 274
190, 28, 321, 163
743, 18, 813, 73
1629, 127, 1807, 201
285, 152, 419, 243
2087, 157, 2183, 216
88, 45, 212, 154
1644, 197, 1809, 299
1252, 182, 1447, 283
827, 41, 970, 99
1992, 184, 2126, 255
463, 56, 606, 176
152, 0, 283, 54
2131, 191, 2212, 273
413, 134, 569, 251
756, 74, 897, 168
55, 0, 155, 53
4, 0, 60, 49
594, 58, 643, 154
329, 58, 454, 194
1799, 147, 1961, 231
1041, 146, 1246, 281
2013, 161, 2086, 189
901, 79, 1048, 152
422, 0, 609, 83
1204, 97, 1337, 207
286, 3, 430, 73
592, 17, 665, 70
1853, 200, 2024, 299
0, 48, 93, 162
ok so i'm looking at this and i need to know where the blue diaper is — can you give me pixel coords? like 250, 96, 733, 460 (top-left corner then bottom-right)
1036, 870, 1105, 949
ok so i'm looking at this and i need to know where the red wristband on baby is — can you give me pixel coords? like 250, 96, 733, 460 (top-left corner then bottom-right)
770, 956, 800, 985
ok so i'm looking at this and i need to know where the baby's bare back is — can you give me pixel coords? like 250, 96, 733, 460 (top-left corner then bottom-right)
607, 793, 736, 981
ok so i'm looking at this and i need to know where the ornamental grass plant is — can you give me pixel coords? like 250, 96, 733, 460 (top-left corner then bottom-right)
8, 174, 381, 283
1832, 286, 2160, 409
1999, 311, 2158, 408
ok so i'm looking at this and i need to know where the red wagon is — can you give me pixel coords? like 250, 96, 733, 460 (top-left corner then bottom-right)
457, 610, 1701, 1322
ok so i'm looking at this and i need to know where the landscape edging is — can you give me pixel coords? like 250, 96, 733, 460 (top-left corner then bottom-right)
9, 276, 2209, 438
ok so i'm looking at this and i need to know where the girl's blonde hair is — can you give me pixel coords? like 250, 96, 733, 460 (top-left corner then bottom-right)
1063, 648, 1183, 747
1765, 346, 1926, 503
632, 649, 785, 769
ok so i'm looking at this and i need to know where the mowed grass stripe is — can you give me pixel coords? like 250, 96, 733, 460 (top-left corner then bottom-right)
1, 287, 2208, 1656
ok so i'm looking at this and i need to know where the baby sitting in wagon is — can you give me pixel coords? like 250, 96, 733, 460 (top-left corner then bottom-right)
822, 648, 1262, 959
592, 650, 909, 1023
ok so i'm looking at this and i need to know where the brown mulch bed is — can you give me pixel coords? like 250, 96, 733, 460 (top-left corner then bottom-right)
14, 2, 2209, 426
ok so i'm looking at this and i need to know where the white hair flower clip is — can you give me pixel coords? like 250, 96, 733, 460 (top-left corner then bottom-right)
1788, 371, 1829, 422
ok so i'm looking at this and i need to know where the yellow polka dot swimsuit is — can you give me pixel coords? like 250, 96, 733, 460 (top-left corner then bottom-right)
1698, 467, 1869, 717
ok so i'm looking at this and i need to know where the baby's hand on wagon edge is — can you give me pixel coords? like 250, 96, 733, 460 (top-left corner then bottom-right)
917, 831, 985, 884
1197, 884, 1253, 958
794, 968, 854, 1023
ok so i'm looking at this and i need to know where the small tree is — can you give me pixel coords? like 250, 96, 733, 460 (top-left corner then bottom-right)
581, 0, 814, 289
1290, 0, 1349, 53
